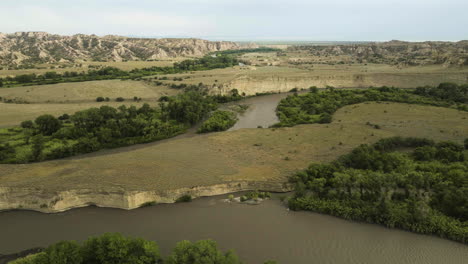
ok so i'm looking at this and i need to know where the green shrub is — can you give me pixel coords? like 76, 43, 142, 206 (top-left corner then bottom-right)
175, 195, 192, 203
20, 120, 34, 129
197, 111, 237, 133
139, 201, 157, 207
35, 115, 61, 136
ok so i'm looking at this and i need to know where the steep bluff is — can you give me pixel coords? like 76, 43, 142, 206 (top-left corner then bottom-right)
0, 181, 292, 213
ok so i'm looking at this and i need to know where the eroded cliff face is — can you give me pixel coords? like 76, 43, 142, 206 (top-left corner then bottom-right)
213, 72, 468, 95
0, 32, 244, 66
0, 181, 292, 213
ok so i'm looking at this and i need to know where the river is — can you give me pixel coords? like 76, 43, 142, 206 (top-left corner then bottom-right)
1, 93, 467, 263
0, 194, 467, 264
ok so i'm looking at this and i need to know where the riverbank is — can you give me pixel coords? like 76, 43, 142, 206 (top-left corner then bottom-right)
0, 181, 292, 213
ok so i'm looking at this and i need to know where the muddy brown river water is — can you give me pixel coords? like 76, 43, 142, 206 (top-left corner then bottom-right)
0, 194, 467, 264
1, 93, 467, 263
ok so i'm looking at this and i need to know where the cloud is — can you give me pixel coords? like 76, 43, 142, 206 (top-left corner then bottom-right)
0, 0, 467, 40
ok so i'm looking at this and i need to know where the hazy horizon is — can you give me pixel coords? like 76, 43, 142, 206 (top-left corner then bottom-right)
2, 0, 468, 42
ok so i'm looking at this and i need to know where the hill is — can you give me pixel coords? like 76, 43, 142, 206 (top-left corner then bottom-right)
0, 32, 247, 66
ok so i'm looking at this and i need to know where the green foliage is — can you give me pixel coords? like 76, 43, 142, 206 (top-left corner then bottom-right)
275, 85, 467, 127
414, 83, 468, 103
288, 137, 468, 243
20, 120, 34, 129
31, 134, 45, 161
81, 233, 161, 264
44, 241, 82, 264
35, 115, 61, 136
240, 191, 271, 202
175, 194, 192, 203
0, 91, 218, 163
11, 234, 259, 264
166, 91, 218, 125
198, 111, 237, 133
174, 55, 238, 71
139, 201, 157, 207
95, 96, 105, 102
166, 240, 241, 264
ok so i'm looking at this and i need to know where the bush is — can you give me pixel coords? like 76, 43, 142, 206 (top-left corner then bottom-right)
175, 195, 192, 203
166, 240, 241, 264
115, 97, 125, 102
20, 120, 34, 129
58, 114, 70, 120
35, 115, 61, 136
197, 111, 237, 133
96, 97, 105, 102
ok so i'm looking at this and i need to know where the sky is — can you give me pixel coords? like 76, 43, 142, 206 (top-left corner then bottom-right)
1, 0, 467, 41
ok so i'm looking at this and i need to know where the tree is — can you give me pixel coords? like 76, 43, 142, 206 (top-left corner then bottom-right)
58, 114, 70, 121
21, 120, 34, 129
81, 233, 161, 264
0, 78, 3, 87
15, 74, 36, 83
32, 134, 45, 160
45, 241, 82, 264
166, 240, 241, 264
0, 143, 15, 161
318, 113, 332, 123
35, 115, 61, 135
96, 97, 105, 102
44, 71, 60, 79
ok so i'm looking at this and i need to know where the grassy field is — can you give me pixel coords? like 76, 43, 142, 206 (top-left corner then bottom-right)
0, 79, 179, 104
0, 102, 466, 192
148, 64, 468, 96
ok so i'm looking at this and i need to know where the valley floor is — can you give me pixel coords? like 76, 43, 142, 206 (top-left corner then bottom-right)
0, 102, 466, 212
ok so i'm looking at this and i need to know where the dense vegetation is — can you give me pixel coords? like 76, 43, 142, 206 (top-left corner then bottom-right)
288, 137, 468, 243
0, 91, 217, 163
198, 110, 238, 133
11, 233, 276, 264
275, 83, 468, 127
415, 82, 468, 103
0, 54, 238, 88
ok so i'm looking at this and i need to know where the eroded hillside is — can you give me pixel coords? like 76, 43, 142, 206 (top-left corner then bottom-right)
0, 32, 248, 66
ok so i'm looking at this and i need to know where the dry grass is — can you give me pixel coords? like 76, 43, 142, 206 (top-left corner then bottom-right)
0, 102, 466, 192
152, 64, 468, 95
0, 59, 186, 77
0, 79, 179, 104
